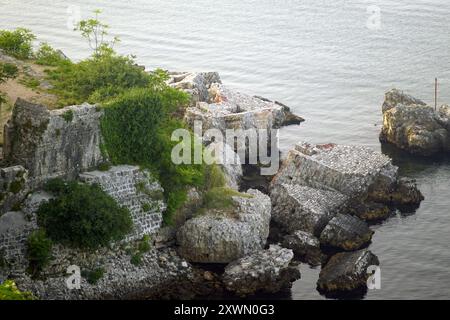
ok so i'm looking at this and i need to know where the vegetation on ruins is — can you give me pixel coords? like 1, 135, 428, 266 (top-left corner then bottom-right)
37, 179, 133, 249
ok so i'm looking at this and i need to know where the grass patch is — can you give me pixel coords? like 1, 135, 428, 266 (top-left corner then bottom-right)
0, 280, 35, 300
61, 110, 73, 122
0, 28, 35, 59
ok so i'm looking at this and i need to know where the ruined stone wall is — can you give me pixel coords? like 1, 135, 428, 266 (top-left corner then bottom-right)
79, 166, 165, 241
3, 99, 105, 187
0, 165, 29, 213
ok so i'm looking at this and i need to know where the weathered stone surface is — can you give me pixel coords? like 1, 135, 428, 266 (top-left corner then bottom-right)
168, 71, 222, 104
3, 99, 105, 187
380, 89, 450, 156
79, 165, 165, 241
270, 183, 348, 236
184, 84, 303, 134
348, 201, 390, 222
0, 165, 29, 213
0, 211, 37, 273
368, 177, 424, 207
272, 142, 398, 198
14, 247, 193, 300
317, 249, 379, 292
319, 214, 374, 251
281, 230, 322, 266
176, 189, 271, 263
205, 141, 242, 190
223, 245, 300, 297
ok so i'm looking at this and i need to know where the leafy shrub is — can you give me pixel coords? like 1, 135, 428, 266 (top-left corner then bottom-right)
0, 28, 35, 59
137, 235, 151, 253
81, 267, 105, 285
37, 179, 133, 249
61, 110, 73, 122
0, 62, 19, 83
0, 280, 34, 300
130, 253, 142, 266
35, 42, 66, 66
46, 49, 153, 105
27, 229, 52, 276
100, 86, 205, 223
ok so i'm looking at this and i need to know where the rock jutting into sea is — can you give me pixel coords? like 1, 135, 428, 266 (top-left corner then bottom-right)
380, 88, 450, 156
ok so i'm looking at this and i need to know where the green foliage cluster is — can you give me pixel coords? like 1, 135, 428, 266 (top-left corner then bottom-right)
37, 179, 133, 249
0, 280, 34, 300
61, 110, 73, 122
46, 50, 153, 106
129, 238, 152, 265
0, 28, 35, 59
27, 229, 53, 277
81, 267, 105, 285
0, 62, 19, 106
35, 42, 66, 66
99, 86, 207, 224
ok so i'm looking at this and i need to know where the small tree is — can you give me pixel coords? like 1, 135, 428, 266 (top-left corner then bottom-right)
75, 9, 119, 57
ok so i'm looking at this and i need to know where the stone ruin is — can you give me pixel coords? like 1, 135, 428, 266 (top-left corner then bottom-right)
270, 141, 424, 293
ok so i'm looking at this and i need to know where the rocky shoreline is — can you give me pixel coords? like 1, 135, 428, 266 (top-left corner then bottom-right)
0, 64, 426, 299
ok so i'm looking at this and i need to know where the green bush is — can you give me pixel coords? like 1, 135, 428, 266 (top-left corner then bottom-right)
35, 42, 66, 66
0, 62, 19, 83
130, 253, 142, 266
37, 179, 133, 249
0, 280, 34, 300
100, 86, 206, 223
27, 229, 52, 276
0, 28, 35, 59
46, 49, 154, 106
81, 267, 105, 285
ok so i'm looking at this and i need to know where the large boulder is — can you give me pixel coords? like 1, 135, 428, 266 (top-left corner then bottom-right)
3, 99, 105, 187
380, 89, 450, 156
272, 142, 398, 198
176, 189, 271, 263
222, 245, 300, 297
319, 214, 374, 251
317, 249, 379, 293
281, 230, 322, 266
270, 183, 348, 236
205, 141, 242, 190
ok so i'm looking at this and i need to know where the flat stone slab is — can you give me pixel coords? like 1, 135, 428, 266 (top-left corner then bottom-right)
317, 249, 379, 292
319, 214, 374, 251
272, 142, 397, 197
271, 183, 348, 236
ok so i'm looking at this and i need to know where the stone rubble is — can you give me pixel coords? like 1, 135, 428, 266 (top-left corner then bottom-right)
222, 245, 300, 297
317, 249, 379, 293
319, 214, 374, 251
281, 230, 323, 266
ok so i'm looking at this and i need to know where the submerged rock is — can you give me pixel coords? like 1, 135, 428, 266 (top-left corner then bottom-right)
368, 177, 424, 207
380, 89, 450, 156
348, 201, 391, 222
176, 189, 271, 263
223, 245, 300, 297
281, 230, 322, 266
319, 214, 374, 251
317, 249, 379, 293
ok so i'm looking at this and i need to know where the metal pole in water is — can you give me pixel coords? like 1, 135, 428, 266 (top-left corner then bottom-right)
435, 78, 438, 111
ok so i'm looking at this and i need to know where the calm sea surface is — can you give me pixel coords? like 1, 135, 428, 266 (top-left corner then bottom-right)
1, 0, 450, 299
